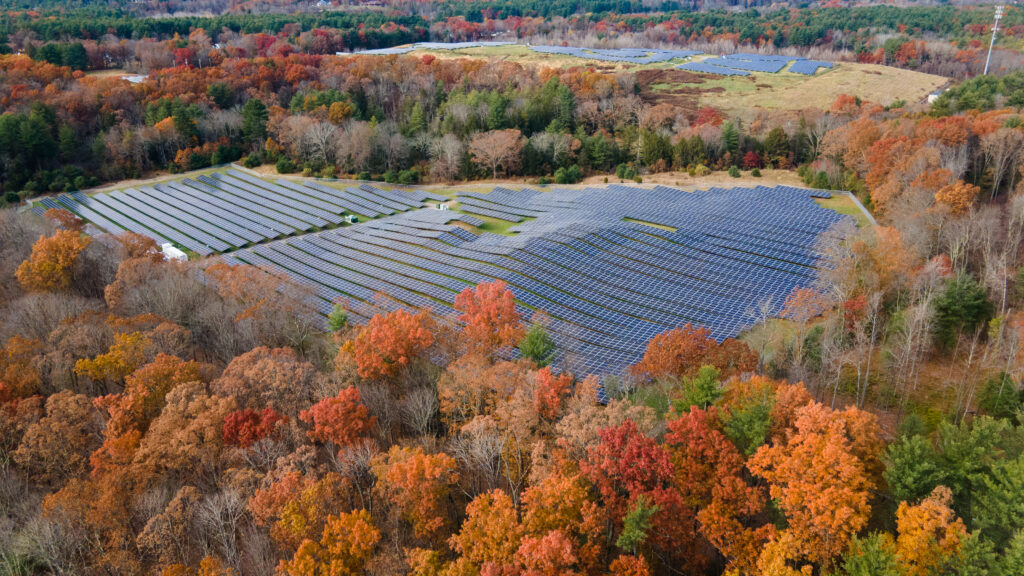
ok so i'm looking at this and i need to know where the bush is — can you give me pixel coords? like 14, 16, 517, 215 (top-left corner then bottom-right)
275, 157, 296, 173
357, 171, 371, 181
4, 191, 20, 205
554, 165, 583, 184
728, 166, 741, 178
751, 168, 761, 177
383, 170, 398, 183
242, 155, 261, 169
933, 273, 992, 350
812, 171, 830, 189
978, 373, 1023, 419
693, 164, 711, 177
397, 169, 420, 185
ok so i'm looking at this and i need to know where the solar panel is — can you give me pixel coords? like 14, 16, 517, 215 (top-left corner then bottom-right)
57, 173, 850, 377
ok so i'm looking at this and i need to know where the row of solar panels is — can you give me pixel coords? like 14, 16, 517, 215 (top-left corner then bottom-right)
678, 53, 834, 76
221, 184, 850, 376
37, 169, 445, 255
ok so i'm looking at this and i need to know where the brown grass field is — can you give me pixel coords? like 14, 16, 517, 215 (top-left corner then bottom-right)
397, 44, 947, 120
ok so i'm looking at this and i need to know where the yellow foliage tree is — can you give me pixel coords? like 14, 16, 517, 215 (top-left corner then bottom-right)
16, 229, 91, 292
280, 510, 380, 576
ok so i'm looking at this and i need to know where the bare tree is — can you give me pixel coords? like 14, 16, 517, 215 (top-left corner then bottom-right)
982, 128, 1024, 199
198, 489, 246, 569
430, 134, 464, 182
400, 386, 439, 437
469, 129, 525, 178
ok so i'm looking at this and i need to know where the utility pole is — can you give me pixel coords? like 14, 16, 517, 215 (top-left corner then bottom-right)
984, 5, 1005, 76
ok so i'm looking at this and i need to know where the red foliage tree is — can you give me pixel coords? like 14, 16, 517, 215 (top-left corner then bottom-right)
299, 387, 375, 448
454, 280, 524, 355
222, 407, 283, 448
533, 367, 572, 421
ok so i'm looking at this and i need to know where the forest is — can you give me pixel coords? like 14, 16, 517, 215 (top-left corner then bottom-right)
4, 0, 1024, 574
1, 3, 1023, 203
3, 177, 1024, 574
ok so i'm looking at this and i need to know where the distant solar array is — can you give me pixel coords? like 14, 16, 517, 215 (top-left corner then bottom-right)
348, 43, 833, 74
678, 53, 833, 76
348, 42, 701, 64
223, 184, 848, 377
352, 41, 513, 55
39, 169, 445, 255
527, 45, 702, 64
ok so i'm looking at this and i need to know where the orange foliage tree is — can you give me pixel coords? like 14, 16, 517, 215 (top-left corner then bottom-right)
934, 179, 980, 215
0, 336, 44, 399
16, 229, 91, 292
346, 308, 435, 381
748, 402, 879, 569
372, 446, 459, 541
895, 486, 968, 576
453, 280, 524, 355
631, 324, 756, 382
448, 489, 523, 571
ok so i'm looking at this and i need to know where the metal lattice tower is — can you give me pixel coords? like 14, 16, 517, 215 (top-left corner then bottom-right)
984, 5, 1005, 76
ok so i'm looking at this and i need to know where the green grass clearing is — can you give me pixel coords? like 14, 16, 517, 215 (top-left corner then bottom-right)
622, 217, 678, 232
460, 212, 534, 236
815, 194, 871, 227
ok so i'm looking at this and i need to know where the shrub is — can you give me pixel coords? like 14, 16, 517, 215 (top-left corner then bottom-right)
693, 164, 711, 177
933, 273, 992, 350
242, 155, 261, 168
357, 171, 371, 181
812, 171, 829, 189
554, 165, 583, 184
321, 166, 337, 179
751, 168, 762, 177
398, 169, 420, 185
383, 170, 399, 183
728, 166, 741, 178
275, 157, 296, 173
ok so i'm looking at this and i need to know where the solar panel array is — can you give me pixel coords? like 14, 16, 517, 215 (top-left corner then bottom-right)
527, 45, 702, 64
44, 169, 436, 255
224, 184, 849, 377
347, 43, 833, 73
789, 60, 834, 75
350, 41, 513, 56
678, 53, 834, 76
346, 42, 702, 64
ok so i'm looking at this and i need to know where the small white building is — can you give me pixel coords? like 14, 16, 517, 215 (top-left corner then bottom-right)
161, 243, 188, 261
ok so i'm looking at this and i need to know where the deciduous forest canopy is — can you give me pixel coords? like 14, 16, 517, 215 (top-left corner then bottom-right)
4, 0, 1024, 575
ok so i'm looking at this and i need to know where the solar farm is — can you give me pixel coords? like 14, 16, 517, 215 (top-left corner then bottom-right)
36, 169, 448, 255
351, 42, 834, 75
41, 169, 850, 376
677, 53, 833, 76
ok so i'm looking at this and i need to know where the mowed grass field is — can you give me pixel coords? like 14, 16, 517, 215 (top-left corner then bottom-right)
671, 61, 947, 115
